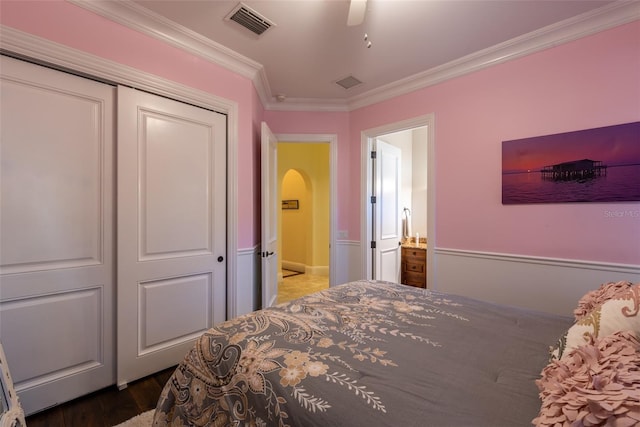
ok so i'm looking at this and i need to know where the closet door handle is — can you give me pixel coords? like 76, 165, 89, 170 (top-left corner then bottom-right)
217, 256, 224, 262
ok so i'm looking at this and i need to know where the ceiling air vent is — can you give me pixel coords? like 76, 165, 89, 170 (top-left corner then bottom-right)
225, 3, 275, 36
335, 75, 363, 90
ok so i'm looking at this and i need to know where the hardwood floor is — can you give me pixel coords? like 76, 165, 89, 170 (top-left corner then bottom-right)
25, 366, 176, 427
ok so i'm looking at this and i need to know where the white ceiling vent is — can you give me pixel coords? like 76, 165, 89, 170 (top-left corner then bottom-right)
335, 75, 363, 90
225, 3, 275, 36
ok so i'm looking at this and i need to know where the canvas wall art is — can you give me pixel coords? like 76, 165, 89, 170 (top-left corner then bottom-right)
502, 122, 640, 204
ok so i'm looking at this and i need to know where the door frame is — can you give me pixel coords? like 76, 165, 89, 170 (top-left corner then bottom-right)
275, 133, 338, 288
2, 26, 240, 320
360, 114, 435, 287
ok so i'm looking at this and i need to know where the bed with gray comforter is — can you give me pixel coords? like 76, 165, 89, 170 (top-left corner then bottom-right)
153, 279, 571, 426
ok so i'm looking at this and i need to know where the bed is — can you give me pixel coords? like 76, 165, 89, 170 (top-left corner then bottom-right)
152, 279, 640, 427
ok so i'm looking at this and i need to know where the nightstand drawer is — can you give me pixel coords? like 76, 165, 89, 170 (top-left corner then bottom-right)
404, 261, 424, 274
402, 248, 425, 261
403, 271, 426, 288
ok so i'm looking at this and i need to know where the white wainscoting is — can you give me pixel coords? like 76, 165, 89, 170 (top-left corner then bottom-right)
234, 243, 639, 319
433, 248, 640, 316
334, 240, 363, 285
233, 245, 261, 318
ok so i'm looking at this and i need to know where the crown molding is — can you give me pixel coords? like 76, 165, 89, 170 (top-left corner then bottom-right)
265, 97, 350, 112
347, 1, 640, 111
0, 25, 238, 115
67, 0, 640, 112
68, 0, 272, 107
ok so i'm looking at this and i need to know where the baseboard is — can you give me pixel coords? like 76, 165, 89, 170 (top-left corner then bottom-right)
281, 260, 305, 273
281, 261, 330, 277
434, 248, 640, 316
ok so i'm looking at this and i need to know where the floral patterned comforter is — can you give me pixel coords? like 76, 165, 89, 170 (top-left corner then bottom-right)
153, 280, 571, 427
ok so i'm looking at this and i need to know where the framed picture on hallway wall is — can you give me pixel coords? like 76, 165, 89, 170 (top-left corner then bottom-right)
282, 199, 299, 209
502, 121, 640, 204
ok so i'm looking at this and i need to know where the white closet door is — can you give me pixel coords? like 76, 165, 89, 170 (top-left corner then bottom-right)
117, 87, 226, 387
0, 55, 115, 415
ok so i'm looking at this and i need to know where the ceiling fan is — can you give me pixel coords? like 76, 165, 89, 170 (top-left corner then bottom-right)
347, 0, 367, 26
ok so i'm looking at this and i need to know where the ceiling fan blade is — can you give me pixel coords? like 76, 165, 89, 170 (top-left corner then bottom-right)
347, 0, 367, 26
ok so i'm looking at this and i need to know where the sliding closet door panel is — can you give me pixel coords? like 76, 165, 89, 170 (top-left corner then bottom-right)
0, 55, 115, 415
117, 86, 226, 387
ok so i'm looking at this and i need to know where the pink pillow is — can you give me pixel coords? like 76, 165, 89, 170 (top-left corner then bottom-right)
534, 331, 640, 427
563, 283, 640, 356
573, 281, 633, 320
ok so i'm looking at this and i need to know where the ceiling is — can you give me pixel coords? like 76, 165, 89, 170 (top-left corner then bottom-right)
119, 1, 620, 107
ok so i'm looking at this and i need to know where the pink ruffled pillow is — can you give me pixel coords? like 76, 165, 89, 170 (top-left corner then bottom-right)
550, 282, 638, 361
573, 281, 633, 320
533, 331, 640, 427
562, 284, 640, 357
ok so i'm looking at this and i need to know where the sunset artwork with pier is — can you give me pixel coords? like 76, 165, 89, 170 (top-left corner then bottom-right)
540, 159, 607, 181
502, 122, 640, 204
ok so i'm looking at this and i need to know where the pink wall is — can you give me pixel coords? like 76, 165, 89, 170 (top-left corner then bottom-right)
274, 21, 640, 265
351, 21, 640, 264
2, 1, 638, 264
0, 0, 260, 248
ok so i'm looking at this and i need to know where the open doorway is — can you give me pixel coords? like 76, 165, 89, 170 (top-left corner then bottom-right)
361, 114, 435, 287
274, 134, 337, 303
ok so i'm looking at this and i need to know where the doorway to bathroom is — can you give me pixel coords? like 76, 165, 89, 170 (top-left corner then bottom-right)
361, 114, 435, 287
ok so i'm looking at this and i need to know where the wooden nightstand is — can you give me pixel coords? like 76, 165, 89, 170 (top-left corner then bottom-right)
401, 247, 426, 288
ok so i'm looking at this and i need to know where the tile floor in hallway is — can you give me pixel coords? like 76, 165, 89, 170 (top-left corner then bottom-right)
277, 270, 329, 304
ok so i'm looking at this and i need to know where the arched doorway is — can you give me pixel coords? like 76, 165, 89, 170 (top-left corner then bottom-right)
277, 144, 330, 303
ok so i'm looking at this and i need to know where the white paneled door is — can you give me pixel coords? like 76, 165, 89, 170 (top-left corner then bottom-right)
374, 140, 402, 283
0, 56, 116, 414
261, 122, 279, 308
117, 87, 227, 388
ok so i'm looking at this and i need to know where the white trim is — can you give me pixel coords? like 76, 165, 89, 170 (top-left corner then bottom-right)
237, 246, 260, 256
347, 2, 640, 111
68, 0, 272, 107
0, 25, 240, 323
436, 248, 640, 275
275, 133, 338, 288
66, 1, 639, 112
361, 114, 436, 286
267, 97, 350, 113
